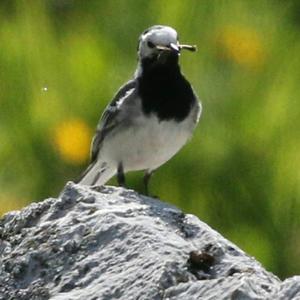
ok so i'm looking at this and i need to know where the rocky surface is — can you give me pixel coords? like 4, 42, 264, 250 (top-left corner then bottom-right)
0, 182, 300, 300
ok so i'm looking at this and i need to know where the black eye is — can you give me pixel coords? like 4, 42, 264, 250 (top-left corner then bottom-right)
147, 41, 155, 48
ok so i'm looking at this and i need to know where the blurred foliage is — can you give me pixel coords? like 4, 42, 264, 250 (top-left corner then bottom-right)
0, 0, 300, 279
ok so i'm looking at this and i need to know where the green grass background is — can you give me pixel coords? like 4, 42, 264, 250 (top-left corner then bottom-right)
1, 0, 300, 278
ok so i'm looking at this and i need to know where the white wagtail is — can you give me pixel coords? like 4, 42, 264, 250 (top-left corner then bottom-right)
78, 25, 202, 194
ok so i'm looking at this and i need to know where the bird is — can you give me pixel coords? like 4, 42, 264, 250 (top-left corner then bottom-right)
78, 25, 202, 195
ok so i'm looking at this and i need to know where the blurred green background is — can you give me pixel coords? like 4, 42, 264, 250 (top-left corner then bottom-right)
1, 0, 299, 279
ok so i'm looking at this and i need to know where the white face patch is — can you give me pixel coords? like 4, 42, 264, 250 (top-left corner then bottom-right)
138, 26, 178, 59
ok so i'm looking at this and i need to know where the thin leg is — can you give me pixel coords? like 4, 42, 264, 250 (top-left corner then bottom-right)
143, 170, 153, 196
117, 163, 126, 187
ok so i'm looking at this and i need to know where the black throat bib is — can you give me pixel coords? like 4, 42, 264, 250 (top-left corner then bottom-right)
138, 55, 196, 122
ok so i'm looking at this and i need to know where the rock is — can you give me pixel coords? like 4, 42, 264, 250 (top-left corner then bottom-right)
0, 182, 299, 300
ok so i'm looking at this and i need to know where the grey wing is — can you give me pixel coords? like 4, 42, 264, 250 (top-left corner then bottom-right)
90, 79, 137, 162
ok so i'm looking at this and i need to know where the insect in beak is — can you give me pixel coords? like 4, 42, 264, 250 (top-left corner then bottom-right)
155, 43, 197, 53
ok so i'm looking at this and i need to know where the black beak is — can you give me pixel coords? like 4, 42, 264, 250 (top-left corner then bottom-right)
155, 44, 179, 53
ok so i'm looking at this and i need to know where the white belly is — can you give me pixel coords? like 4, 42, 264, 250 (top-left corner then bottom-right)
100, 113, 196, 172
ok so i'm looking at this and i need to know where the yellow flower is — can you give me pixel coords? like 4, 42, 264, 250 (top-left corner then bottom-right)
217, 26, 265, 69
53, 119, 92, 165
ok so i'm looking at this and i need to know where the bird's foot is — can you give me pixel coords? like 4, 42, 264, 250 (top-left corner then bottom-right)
91, 185, 105, 192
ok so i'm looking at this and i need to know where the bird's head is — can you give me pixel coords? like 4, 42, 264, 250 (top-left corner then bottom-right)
137, 25, 196, 64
